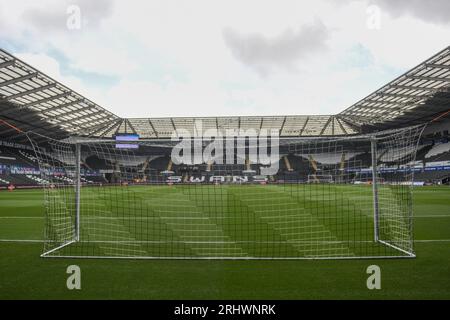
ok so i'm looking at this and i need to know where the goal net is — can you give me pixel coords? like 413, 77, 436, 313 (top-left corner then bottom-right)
28, 125, 424, 259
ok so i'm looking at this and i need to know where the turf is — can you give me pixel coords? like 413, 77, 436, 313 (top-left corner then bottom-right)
0, 186, 449, 299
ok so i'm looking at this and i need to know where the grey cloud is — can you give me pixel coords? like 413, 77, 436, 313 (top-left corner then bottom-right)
223, 20, 329, 76
372, 0, 450, 25
22, 0, 114, 32
330, 0, 450, 25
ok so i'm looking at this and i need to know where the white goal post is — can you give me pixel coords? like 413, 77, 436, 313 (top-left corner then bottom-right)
27, 125, 425, 260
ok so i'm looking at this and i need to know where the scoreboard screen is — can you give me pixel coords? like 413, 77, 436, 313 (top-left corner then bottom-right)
115, 143, 139, 149
115, 134, 139, 149
115, 134, 139, 142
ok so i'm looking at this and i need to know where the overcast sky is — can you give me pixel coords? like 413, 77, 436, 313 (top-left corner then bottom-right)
0, 0, 449, 118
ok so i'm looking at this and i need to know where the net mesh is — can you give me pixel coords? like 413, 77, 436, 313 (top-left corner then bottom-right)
27, 125, 424, 259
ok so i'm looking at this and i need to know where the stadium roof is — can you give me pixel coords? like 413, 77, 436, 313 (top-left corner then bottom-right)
100, 116, 357, 138
339, 46, 450, 131
0, 49, 119, 141
1, 46, 449, 141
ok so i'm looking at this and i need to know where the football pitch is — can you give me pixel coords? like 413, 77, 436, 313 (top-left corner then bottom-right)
0, 185, 449, 299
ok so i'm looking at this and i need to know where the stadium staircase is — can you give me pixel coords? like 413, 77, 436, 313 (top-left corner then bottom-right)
340, 152, 346, 171
283, 155, 293, 172
140, 157, 151, 180
245, 156, 251, 171
335, 152, 346, 182
377, 149, 387, 163
167, 159, 173, 172
206, 160, 213, 172
307, 155, 319, 183
141, 158, 150, 172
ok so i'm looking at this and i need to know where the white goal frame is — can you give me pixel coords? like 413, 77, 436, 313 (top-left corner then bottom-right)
29, 125, 425, 260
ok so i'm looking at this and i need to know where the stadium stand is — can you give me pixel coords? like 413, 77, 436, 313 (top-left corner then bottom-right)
0, 47, 449, 188
84, 155, 110, 170
283, 155, 293, 171
295, 152, 363, 165
413, 145, 433, 162
6, 174, 38, 186
414, 170, 450, 183
379, 146, 421, 163
0, 146, 36, 167
25, 174, 49, 185
0, 176, 10, 185
149, 156, 171, 171
425, 142, 450, 161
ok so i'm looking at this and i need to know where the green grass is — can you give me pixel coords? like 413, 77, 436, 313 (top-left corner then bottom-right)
0, 186, 449, 299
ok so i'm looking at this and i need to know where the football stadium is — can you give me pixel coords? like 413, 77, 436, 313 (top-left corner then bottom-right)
1, 0, 450, 301
1, 45, 449, 299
